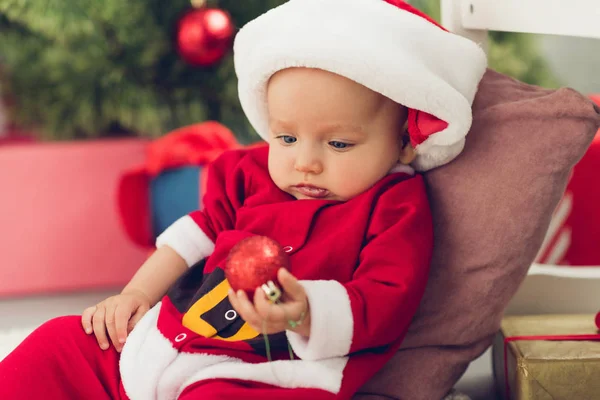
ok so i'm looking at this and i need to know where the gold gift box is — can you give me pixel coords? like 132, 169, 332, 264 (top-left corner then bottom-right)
493, 315, 600, 400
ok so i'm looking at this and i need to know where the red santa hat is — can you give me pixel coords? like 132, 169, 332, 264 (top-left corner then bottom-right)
234, 0, 488, 171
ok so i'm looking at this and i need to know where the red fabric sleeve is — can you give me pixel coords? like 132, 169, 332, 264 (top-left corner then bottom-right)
347, 176, 433, 352
188, 150, 247, 241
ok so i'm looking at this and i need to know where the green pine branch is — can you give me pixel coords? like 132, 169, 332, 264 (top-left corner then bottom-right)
0, 0, 285, 140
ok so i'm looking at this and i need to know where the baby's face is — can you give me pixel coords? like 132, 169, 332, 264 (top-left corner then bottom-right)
266, 68, 408, 201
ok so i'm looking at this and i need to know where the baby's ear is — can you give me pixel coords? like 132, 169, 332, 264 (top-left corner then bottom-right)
398, 140, 417, 165
398, 126, 416, 165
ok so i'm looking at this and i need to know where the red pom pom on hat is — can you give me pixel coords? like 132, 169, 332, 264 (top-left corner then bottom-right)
383, 0, 451, 152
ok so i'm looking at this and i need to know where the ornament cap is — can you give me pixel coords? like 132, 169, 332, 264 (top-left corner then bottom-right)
191, 0, 206, 8
261, 280, 282, 303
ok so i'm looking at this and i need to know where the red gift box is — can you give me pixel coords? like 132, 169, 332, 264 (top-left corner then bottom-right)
0, 139, 150, 296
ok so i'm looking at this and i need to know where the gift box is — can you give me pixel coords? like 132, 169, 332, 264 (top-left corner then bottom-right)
493, 315, 600, 400
0, 139, 150, 296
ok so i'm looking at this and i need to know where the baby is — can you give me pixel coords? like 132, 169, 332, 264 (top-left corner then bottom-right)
0, 0, 486, 399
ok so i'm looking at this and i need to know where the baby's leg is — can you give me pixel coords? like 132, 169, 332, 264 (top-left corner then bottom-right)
0, 315, 127, 399
179, 378, 336, 400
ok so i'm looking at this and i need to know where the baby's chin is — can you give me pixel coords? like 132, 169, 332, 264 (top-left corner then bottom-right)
286, 189, 347, 202
272, 180, 350, 201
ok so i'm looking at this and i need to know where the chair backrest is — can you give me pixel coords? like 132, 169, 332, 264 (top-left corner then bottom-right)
440, 0, 600, 51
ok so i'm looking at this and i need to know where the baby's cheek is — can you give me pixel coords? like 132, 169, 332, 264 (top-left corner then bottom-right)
268, 155, 285, 182
335, 171, 369, 199
270, 171, 286, 192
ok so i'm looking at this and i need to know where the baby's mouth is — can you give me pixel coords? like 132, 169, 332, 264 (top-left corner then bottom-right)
293, 184, 330, 199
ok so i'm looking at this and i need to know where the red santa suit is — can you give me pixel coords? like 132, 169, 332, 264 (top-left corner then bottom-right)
118, 145, 433, 399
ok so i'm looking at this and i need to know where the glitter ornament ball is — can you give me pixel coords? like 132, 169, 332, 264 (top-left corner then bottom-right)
596, 312, 600, 330
225, 236, 290, 299
175, 7, 234, 67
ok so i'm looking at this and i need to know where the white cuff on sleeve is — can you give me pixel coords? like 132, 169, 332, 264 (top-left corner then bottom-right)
286, 280, 353, 360
155, 216, 215, 267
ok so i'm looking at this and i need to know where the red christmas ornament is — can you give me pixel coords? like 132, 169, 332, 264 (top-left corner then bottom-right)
176, 7, 235, 67
595, 312, 600, 330
225, 236, 290, 299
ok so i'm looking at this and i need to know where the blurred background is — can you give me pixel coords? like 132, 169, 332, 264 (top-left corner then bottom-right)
0, 0, 598, 315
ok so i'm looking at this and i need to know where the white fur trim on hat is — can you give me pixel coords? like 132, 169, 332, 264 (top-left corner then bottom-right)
234, 0, 487, 171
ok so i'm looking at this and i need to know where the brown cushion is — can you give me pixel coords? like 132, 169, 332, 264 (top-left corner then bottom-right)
355, 69, 600, 400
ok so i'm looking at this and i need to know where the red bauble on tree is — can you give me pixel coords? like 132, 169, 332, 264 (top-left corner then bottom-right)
225, 236, 290, 299
175, 6, 235, 67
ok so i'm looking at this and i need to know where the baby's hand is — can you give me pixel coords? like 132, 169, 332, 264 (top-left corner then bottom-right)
81, 290, 151, 352
228, 268, 311, 337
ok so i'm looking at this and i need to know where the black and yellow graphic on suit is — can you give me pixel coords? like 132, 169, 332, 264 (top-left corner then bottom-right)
167, 260, 290, 355
179, 266, 260, 341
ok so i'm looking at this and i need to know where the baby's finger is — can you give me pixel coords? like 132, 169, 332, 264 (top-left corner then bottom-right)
81, 306, 96, 334
128, 304, 149, 334
228, 288, 240, 312
278, 268, 305, 301
233, 290, 262, 331
105, 303, 120, 351
92, 305, 110, 350
114, 304, 131, 347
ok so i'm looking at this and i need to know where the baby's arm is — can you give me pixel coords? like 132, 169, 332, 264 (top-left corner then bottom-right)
82, 149, 247, 352
121, 245, 188, 304
287, 176, 433, 360
81, 246, 187, 352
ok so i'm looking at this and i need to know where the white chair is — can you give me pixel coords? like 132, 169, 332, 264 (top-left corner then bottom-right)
441, 0, 600, 47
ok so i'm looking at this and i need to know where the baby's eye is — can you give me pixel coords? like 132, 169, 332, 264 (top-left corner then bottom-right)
277, 135, 297, 144
329, 141, 353, 150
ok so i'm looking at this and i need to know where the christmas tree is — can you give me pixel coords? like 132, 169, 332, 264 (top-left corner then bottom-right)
0, 0, 285, 141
